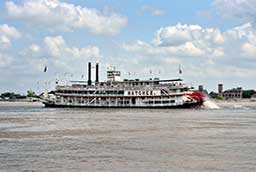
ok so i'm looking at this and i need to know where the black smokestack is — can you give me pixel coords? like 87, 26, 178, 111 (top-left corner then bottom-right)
88, 62, 92, 86
95, 63, 99, 83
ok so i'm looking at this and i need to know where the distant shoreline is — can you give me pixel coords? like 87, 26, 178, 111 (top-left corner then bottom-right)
213, 99, 256, 103
0, 98, 40, 103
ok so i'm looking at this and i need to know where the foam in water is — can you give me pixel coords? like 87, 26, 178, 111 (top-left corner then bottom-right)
203, 100, 220, 109
202, 96, 220, 109
233, 104, 243, 109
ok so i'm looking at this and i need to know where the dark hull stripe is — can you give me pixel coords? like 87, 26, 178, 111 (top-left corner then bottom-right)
43, 102, 203, 109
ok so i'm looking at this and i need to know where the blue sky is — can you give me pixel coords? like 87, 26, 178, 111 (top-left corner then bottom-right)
0, 0, 256, 94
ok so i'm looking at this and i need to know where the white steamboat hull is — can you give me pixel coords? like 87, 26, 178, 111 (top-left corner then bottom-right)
42, 93, 204, 109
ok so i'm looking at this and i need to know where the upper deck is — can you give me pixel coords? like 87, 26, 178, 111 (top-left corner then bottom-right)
56, 78, 192, 92
55, 62, 193, 93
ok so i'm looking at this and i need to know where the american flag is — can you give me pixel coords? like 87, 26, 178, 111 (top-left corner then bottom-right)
179, 65, 182, 74
43, 66, 47, 72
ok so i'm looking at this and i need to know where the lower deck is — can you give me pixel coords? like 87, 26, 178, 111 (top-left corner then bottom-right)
44, 94, 200, 108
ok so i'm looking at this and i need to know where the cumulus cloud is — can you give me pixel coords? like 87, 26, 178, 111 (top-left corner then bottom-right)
0, 24, 20, 68
154, 23, 224, 47
221, 23, 256, 60
122, 22, 256, 83
242, 43, 256, 57
213, 0, 256, 22
5, 0, 127, 35
0, 24, 21, 49
43, 36, 101, 59
124, 22, 256, 62
124, 23, 225, 60
21, 35, 101, 72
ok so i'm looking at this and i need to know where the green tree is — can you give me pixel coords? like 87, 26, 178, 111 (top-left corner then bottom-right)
242, 90, 255, 98
27, 90, 36, 97
215, 95, 225, 100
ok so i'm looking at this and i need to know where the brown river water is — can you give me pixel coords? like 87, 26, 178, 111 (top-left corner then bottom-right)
0, 101, 256, 172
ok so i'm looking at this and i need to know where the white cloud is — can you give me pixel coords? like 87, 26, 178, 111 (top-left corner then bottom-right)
122, 22, 256, 85
0, 24, 21, 39
43, 36, 101, 59
125, 24, 226, 59
124, 23, 256, 62
167, 42, 204, 57
154, 24, 198, 46
0, 24, 21, 49
0, 35, 11, 49
141, 5, 165, 16
29, 44, 41, 53
242, 42, 256, 57
154, 23, 224, 47
44, 36, 66, 57
0, 24, 20, 68
5, 0, 127, 35
222, 23, 256, 60
21, 35, 102, 73
213, 0, 256, 22
7, 35, 103, 93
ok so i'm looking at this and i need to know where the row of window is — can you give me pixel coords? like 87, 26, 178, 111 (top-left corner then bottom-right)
222, 93, 242, 98
58, 96, 175, 105
145, 100, 175, 104
57, 90, 124, 95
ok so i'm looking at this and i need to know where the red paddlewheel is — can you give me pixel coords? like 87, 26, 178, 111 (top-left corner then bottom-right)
189, 92, 205, 103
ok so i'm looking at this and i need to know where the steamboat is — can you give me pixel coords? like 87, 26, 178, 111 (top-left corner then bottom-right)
42, 62, 205, 108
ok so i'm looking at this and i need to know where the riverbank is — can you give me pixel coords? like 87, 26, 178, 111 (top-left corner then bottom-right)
213, 98, 256, 103
0, 97, 40, 102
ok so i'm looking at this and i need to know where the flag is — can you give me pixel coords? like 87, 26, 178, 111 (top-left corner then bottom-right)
179, 65, 182, 74
44, 66, 47, 72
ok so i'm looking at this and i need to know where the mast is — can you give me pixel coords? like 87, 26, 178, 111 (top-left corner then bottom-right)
95, 63, 99, 83
88, 62, 92, 86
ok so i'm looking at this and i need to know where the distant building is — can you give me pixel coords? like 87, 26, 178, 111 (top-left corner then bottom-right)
198, 85, 204, 92
220, 87, 243, 99
218, 84, 223, 94
195, 85, 208, 94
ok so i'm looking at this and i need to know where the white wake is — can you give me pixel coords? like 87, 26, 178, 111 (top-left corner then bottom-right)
202, 97, 220, 109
